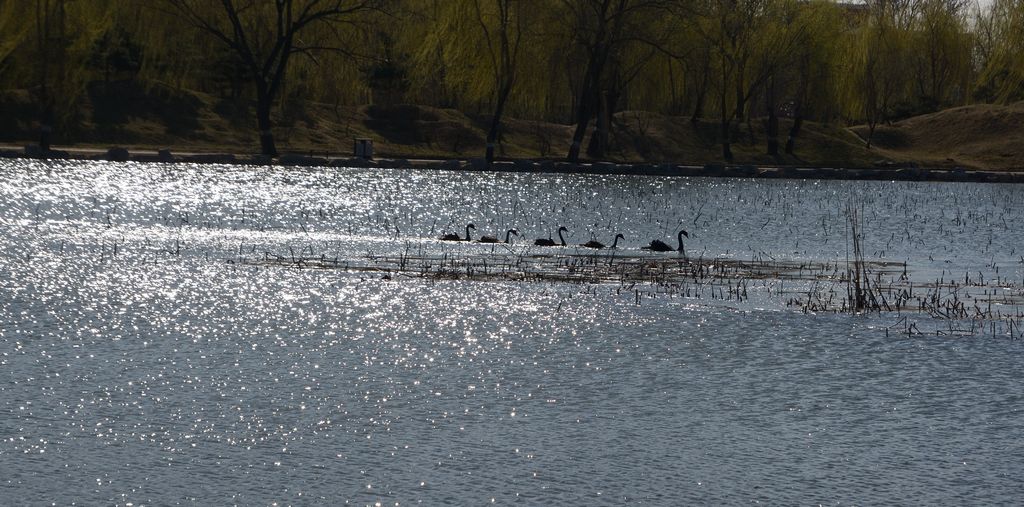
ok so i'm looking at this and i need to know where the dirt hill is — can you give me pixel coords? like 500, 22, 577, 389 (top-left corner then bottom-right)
851, 102, 1024, 171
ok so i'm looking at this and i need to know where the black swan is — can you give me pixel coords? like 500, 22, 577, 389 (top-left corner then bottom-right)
440, 223, 475, 241
534, 226, 568, 246
581, 233, 624, 249
479, 229, 519, 244
643, 230, 688, 253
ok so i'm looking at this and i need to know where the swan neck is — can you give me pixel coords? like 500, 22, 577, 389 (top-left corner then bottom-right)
558, 228, 566, 246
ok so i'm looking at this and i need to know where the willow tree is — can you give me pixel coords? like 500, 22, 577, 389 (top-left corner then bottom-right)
0, 0, 116, 149
0, 2, 28, 80
909, 0, 971, 109
757, 0, 845, 156
781, 1, 844, 155
163, 0, 377, 156
841, 0, 915, 148
416, 0, 533, 163
559, 0, 669, 162
617, 16, 695, 119
693, 0, 775, 160
974, 0, 1024, 103
759, 0, 807, 156
34, 0, 70, 150
586, 25, 665, 158
669, 17, 715, 122
475, 0, 529, 163
398, 1, 454, 109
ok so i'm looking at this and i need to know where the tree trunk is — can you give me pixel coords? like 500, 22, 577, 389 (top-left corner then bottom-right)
786, 56, 809, 155
720, 65, 732, 161
256, 94, 277, 157
39, 106, 53, 152
865, 119, 877, 149
691, 78, 707, 123
691, 51, 710, 123
668, 60, 680, 115
568, 37, 609, 163
486, 82, 513, 164
721, 117, 732, 161
734, 65, 746, 120
586, 90, 609, 159
784, 116, 802, 155
766, 75, 778, 156
35, 0, 60, 152
568, 79, 596, 163
567, 114, 590, 163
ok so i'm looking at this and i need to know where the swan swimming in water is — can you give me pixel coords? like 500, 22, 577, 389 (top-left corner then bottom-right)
440, 223, 475, 241
642, 230, 688, 253
581, 233, 624, 249
534, 226, 568, 246
478, 229, 519, 244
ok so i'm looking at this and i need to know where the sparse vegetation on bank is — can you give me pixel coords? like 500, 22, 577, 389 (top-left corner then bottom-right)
0, 87, 884, 167
4, 87, 1024, 172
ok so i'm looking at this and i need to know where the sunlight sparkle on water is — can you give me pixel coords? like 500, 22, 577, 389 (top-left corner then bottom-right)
1, 159, 1023, 504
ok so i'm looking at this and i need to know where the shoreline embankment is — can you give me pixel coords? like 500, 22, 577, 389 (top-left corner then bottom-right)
2, 144, 1022, 184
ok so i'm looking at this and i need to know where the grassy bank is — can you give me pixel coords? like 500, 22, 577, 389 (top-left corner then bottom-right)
2, 83, 1022, 171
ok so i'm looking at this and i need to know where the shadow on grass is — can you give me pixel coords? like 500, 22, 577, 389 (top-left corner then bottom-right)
89, 80, 202, 139
363, 104, 484, 155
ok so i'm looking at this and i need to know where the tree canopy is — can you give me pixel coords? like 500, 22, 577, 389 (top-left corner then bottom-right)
1, 0, 1022, 159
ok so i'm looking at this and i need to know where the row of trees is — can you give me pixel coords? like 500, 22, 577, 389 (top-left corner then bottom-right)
2, 0, 1023, 160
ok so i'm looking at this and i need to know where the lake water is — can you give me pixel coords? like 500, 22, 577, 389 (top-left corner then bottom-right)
1, 159, 1022, 504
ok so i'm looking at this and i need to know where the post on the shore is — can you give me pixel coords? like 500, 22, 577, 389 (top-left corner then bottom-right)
354, 138, 374, 160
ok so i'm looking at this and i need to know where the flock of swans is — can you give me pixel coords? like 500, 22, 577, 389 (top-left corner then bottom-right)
440, 223, 688, 253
